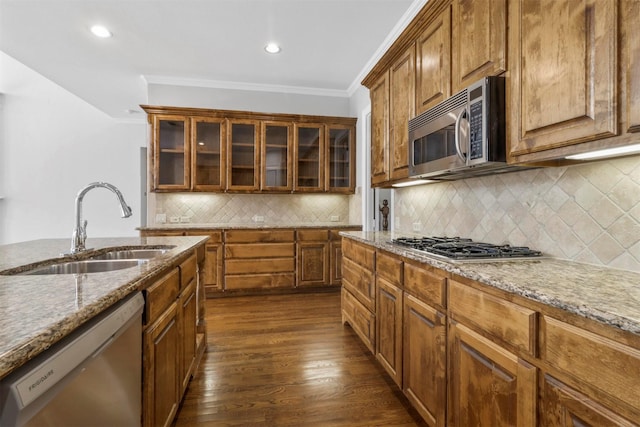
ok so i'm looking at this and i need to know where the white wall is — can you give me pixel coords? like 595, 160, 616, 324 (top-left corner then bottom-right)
0, 52, 145, 244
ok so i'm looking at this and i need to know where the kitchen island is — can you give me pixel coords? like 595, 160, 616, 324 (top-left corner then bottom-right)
341, 231, 640, 426
0, 235, 208, 380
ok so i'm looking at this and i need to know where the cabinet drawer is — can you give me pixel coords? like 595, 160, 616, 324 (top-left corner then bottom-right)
145, 269, 180, 324
449, 280, 536, 355
185, 230, 222, 243
225, 229, 294, 243
225, 273, 295, 290
541, 316, 640, 412
342, 257, 375, 311
376, 251, 402, 287
404, 261, 447, 310
341, 287, 375, 353
225, 243, 294, 259
342, 239, 375, 270
179, 254, 197, 289
225, 258, 294, 275
298, 229, 328, 241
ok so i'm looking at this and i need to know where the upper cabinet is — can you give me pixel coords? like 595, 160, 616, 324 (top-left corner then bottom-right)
142, 106, 356, 194
389, 45, 415, 182
508, 0, 617, 159
623, 0, 639, 133
416, 5, 451, 115
451, 0, 506, 93
370, 72, 390, 186
153, 115, 190, 191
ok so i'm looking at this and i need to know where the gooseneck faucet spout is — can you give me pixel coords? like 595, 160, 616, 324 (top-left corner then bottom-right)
70, 182, 133, 254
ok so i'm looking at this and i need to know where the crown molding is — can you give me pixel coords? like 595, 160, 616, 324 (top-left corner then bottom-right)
347, 0, 429, 96
143, 75, 349, 98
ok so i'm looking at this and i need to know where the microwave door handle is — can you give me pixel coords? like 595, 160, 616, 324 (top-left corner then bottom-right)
454, 108, 468, 163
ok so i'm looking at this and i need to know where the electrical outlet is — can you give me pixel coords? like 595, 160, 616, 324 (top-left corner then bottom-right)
155, 213, 166, 224
169, 216, 180, 223
412, 222, 421, 232
253, 215, 265, 223
180, 216, 190, 223
330, 215, 340, 222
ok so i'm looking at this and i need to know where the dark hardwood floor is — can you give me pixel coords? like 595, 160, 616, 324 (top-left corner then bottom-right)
173, 291, 425, 426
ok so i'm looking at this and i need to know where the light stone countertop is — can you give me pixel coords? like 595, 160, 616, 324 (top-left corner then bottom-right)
341, 231, 640, 336
139, 223, 362, 231
0, 236, 208, 380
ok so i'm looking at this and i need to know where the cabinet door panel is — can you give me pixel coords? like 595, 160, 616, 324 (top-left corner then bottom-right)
179, 281, 197, 398
389, 45, 415, 181
262, 121, 292, 191
416, 7, 451, 114
625, 0, 640, 133
449, 321, 536, 427
294, 124, 324, 192
192, 117, 225, 191
403, 294, 446, 427
297, 241, 329, 286
376, 277, 403, 387
451, 0, 506, 92
154, 115, 190, 191
327, 125, 355, 193
541, 375, 636, 427
228, 120, 259, 191
510, 0, 617, 156
370, 72, 390, 186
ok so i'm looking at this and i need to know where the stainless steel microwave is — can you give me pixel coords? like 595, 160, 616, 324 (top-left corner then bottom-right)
408, 76, 511, 180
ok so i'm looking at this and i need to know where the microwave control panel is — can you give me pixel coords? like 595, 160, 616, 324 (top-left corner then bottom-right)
468, 100, 483, 160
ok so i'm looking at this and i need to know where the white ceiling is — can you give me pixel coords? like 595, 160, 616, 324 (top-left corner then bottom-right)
0, 0, 421, 119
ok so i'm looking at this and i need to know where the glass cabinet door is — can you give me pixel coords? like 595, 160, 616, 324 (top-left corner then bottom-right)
154, 115, 190, 191
228, 120, 259, 191
294, 124, 324, 192
192, 118, 226, 191
262, 122, 292, 191
327, 125, 355, 193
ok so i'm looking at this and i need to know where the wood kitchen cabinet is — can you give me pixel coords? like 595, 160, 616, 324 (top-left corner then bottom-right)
415, 4, 451, 115
508, 0, 617, 159
624, 0, 640, 134
192, 117, 226, 191
178, 255, 198, 400
152, 115, 190, 191
262, 121, 292, 191
294, 123, 324, 192
224, 229, 295, 290
143, 105, 356, 194
297, 229, 329, 287
375, 251, 404, 387
451, 0, 506, 93
341, 238, 376, 353
389, 45, 415, 182
370, 72, 390, 187
327, 125, 355, 193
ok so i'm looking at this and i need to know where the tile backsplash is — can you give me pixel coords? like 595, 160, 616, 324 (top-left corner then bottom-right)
153, 193, 350, 225
394, 155, 640, 272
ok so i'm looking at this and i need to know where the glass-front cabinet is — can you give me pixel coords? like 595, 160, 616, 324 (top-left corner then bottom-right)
228, 120, 259, 191
262, 121, 292, 191
327, 125, 355, 193
295, 124, 324, 192
192, 118, 226, 191
153, 115, 190, 191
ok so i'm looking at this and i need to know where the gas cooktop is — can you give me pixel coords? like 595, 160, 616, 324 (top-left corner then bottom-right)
391, 236, 542, 261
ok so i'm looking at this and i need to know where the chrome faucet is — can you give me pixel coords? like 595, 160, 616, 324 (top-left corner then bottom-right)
70, 182, 133, 254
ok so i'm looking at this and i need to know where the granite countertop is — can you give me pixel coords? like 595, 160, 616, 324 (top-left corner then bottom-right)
341, 231, 640, 336
0, 236, 208, 380
139, 223, 362, 231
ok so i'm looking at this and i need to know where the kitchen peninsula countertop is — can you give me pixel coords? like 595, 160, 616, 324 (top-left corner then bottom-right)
342, 231, 640, 336
0, 236, 208, 379
139, 223, 362, 231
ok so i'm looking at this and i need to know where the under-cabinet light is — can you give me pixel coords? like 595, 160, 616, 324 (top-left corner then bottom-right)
90, 25, 112, 38
392, 179, 436, 188
565, 143, 640, 161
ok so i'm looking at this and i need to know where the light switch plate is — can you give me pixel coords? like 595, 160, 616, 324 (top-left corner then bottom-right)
330, 215, 340, 222
180, 216, 190, 223
169, 216, 180, 223
412, 222, 421, 232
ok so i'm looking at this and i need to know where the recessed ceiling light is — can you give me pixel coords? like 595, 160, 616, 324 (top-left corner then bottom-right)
264, 42, 281, 54
90, 25, 112, 38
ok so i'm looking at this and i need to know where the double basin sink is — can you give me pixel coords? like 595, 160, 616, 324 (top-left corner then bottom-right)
5, 247, 175, 276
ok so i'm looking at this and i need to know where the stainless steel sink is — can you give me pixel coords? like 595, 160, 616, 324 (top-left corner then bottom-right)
18, 259, 148, 275
90, 248, 172, 260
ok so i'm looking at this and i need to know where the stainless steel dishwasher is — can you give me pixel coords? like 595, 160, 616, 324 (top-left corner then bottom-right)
0, 292, 144, 427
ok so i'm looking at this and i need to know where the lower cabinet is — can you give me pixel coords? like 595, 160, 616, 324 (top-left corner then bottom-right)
142, 253, 201, 427
297, 229, 329, 287
448, 320, 537, 427
376, 277, 403, 386
403, 293, 447, 427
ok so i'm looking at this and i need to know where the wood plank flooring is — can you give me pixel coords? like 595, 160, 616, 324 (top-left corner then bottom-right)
173, 292, 426, 426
